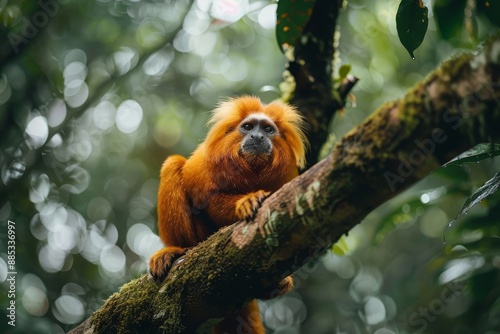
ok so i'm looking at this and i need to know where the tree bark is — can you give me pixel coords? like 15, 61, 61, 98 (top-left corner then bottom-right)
68, 37, 500, 334
288, 0, 351, 165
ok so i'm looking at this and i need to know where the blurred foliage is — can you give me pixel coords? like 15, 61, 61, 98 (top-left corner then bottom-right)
434, 0, 500, 45
0, 0, 499, 333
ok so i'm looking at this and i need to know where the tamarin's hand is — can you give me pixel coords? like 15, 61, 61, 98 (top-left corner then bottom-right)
149, 96, 308, 333
235, 190, 271, 222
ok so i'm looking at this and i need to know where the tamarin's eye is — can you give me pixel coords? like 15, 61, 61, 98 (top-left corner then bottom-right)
242, 124, 253, 131
263, 126, 275, 134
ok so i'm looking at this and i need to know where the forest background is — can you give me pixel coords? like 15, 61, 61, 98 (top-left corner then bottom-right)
1, 0, 500, 333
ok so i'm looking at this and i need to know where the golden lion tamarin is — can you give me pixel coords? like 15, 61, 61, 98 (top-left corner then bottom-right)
149, 96, 307, 333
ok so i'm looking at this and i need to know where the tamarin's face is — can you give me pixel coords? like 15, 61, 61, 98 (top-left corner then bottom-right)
238, 113, 277, 157
204, 96, 307, 170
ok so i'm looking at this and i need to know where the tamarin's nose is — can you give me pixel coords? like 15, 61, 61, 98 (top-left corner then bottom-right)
251, 134, 264, 140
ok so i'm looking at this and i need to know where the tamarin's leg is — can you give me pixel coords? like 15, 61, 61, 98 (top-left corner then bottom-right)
212, 300, 264, 334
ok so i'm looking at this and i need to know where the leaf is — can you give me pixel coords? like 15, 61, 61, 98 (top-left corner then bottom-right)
445, 171, 500, 236
338, 64, 352, 81
396, 0, 429, 59
443, 143, 500, 167
332, 236, 349, 255
276, 0, 316, 52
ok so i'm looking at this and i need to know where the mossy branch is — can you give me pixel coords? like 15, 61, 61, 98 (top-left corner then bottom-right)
68, 38, 500, 334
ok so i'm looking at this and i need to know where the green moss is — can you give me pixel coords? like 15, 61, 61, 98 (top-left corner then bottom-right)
397, 82, 426, 136
90, 275, 162, 333
436, 53, 474, 81
397, 53, 474, 138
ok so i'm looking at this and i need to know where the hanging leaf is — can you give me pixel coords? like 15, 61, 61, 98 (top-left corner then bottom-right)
396, 0, 429, 59
445, 171, 500, 236
443, 143, 500, 167
276, 0, 316, 53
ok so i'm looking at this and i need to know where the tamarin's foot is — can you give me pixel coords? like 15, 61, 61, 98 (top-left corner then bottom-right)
277, 275, 294, 296
149, 246, 186, 281
235, 190, 271, 222
259, 275, 294, 300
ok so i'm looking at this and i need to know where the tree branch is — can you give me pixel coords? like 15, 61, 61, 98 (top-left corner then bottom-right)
68, 37, 500, 334
285, 0, 358, 165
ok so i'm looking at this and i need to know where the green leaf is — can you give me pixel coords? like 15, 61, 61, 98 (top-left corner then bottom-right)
338, 64, 352, 80
276, 0, 316, 53
332, 236, 349, 255
446, 171, 500, 234
443, 143, 500, 167
396, 0, 429, 59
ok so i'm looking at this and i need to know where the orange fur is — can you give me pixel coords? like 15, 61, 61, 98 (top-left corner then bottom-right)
149, 96, 307, 333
